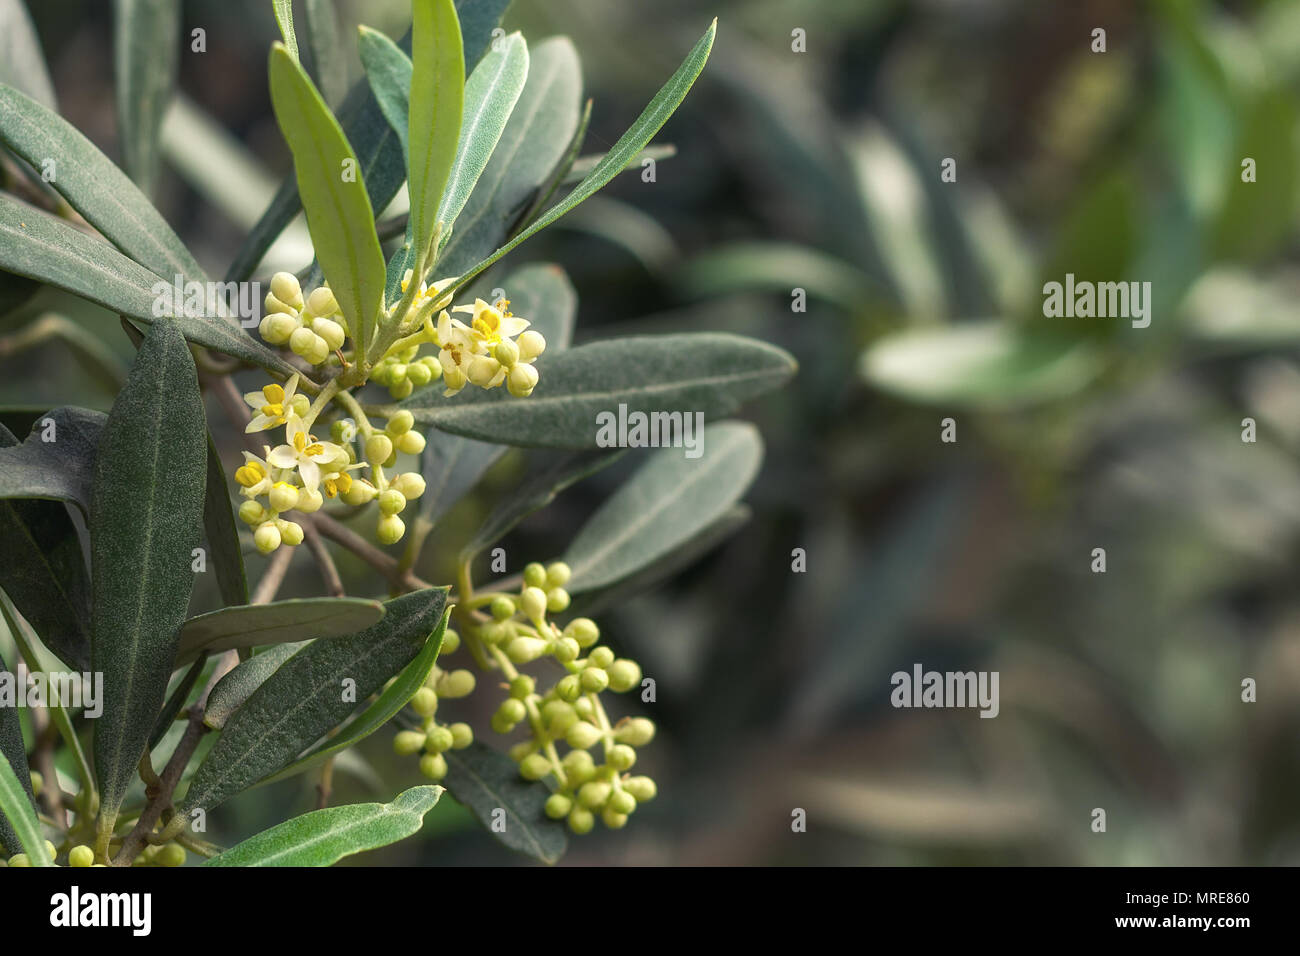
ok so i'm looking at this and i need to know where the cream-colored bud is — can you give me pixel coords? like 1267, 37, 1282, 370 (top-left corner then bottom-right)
254, 522, 281, 554
377, 513, 405, 544
468, 355, 502, 388
307, 286, 339, 317
517, 330, 546, 362
389, 473, 426, 500
270, 272, 304, 309
365, 434, 393, 465
341, 478, 378, 506
311, 317, 345, 351
507, 363, 539, 397
268, 481, 299, 513
289, 326, 316, 357
493, 338, 519, 367
395, 430, 425, 455
520, 586, 548, 622
296, 487, 324, 513
280, 520, 305, 547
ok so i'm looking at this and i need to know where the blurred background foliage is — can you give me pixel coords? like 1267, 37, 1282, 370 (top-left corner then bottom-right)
3, 0, 1300, 864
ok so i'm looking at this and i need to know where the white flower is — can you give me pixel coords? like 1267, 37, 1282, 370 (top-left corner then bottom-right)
244, 374, 301, 433
267, 415, 345, 494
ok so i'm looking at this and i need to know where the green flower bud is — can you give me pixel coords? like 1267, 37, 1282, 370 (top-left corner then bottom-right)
435, 668, 476, 699
568, 806, 595, 835
407, 361, 433, 386
607, 659, 643, 693
493, 338, 520, 367
297, 487, 324, 513
565, 720, 602, 750
378, 488, 407, 515
601, 807, 629, 830
388, 377, 414, 400
546, 587, 570, 613
588, 647, 615, 669
517, 330, 546, 362
307, 334, 331, 366
8, 854, 30, 867
545, 793, 572, 819
385, 410, 414, 435
157, 843, 187, 867
341, 478, 378, 506
280, 520, 305, 547
562, 749, 596, 783
609, 789, 637, 815
545, 562, 572, 587
614, 717, 656, 747
260, 311, 299, 344
420, 355, 442, 379
311, 316, 346, 352
523, 562, 548, 588
509, 674, 535, 699
508, 740, 537, 762
607, 743, 637, 771
238, 499, 267, 525
419, 752, 448, 780
306, 285, 339, 317
365, 433, 394, 466
449, 722, 473, 749
490, 595, 516, 620
394, 730, 427, 755
254, 522, 281, 555
556, 674, 582, 702
389, 473, 426, 500
478, 621, 507, 646
288, 325, 317, 357
623, 776, 656, 802
577, 780, 612, 809
441, 628, 461, 654
268, 481, 299, 513
291, 394, 311, 417
564, 618, 600, 648
396, 430, 426, 455
574, 696, 596, 720
541, 699, 575, 725
519, 753, 552, 781
551, 637, 580, 663
376, 513, 405, 544
270, 272, 304, 310
69, 845, 94, 868
426, 725, 454, 753
388, 363, 408, 382
410, 686, 438, 717
507, 362, 539, 398
507, 636, 547, 664
520, 586, 548, 622
496, 697, 527, 726
580, 667, 608, 693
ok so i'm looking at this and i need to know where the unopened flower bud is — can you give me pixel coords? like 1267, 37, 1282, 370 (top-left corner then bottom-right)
280, 520, 304, 547
509, 675, 535, 699
468, 355, 502, 388
378, 488, 406, 515
260, 311, 299, 344
577, 780, 612, 809
306, 334, 331, 366
507, 363, 539, 397
268, 481, 299, 513
395, 430, 426, 455
270, 272, 304, 310
311, 316, 345, 351
289, 325, 316, 357
419, 753, 447, 780
564, 618, 600, 648
580, 667, 609, 693
306, 285, 339, 317
565, 720, 602, 751
435, 668, 475, 699
410, 687, 438, 717
609, 789, 637, 815
407, 362, 432, 386
238, 500, 267, 525
493, 338, 519, 367
254, 522, 281, 554
506, 636, 547, 664
562, 749, 596, 783
376, 513, 405, 544
385, 410, 414, 435
449, 722, 473, 749
426, 725, 454, 753
551, 637, 580, 663
556, 674, 582, 702
607, 743, 636, 771
394, 730, 427, 755
519, 753, 552, 781
545, 793, 572, 819
68, 845, 94, 868
623, 776, 657, 802
490, 595, 516, 620
601, 807, 629, 829
523, 562, 547, 588
296, 487, 324, 513
341, 478, 377, 506
520, 586, 548, 622
441, 629, 461, 654
546, 587, 570, 613
568, 806, 594, 834
494, 698, 527, 729
588, 647, 615, 669
365, 434, 393, 466
517, 330, 546, 362
615, 717, 656, 747
156, 843, 187, 867
607, 659, 642, 693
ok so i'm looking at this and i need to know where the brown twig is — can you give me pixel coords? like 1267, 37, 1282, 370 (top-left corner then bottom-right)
315, 756, 335, 810
302, 521, 345, 597
251, 544, 294, 604
310, 512, 434, 593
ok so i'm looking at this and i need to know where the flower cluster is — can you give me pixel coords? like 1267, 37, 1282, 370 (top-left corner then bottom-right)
393, 562, 657, 834
258, 272, 347, 367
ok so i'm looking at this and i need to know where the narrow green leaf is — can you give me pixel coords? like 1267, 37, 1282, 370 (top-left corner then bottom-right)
0, 647, 36, 856
261, 606, 450, 784
0, 750, 50, 864
203, 437, 248, 607
563, 144, 676, 184
463, 448, 622, 561
269, 44, 387, 357
113, 0, 180, 195
387, 332, 796, 449
453, 19, 716, 287
304, 0, 345, 106
443, 741, 566, 864
90, 320, 207, 827
0, 0, 56, 109
358, 26, 412, 156
0, 85, 206, 282
680, 241, 878, 314
0, 424, 92, 670
0, 197, 300, 378
203, 642, 305, 730
0, 407, 104, 516
408, 0, 464, 267
205, 785, 441, 866
175, 597, 386, 667
147, 654, 206, 750
226, 0, 511, 282
564, 422, 763, 592
435, 32, 528, 245
437, 36, 582, 277
271, 0, 298, 61
182, 587, 448, 813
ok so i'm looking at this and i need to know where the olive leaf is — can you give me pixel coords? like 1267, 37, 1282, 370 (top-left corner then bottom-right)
268, 43, 386, 357
408, 0, 464, 270
259, 605, 450, 784
452, 19, 717, 287
0, 197, 299, 378
385, 333, 796, 449
443, 741, 566, 864
0, 647, 36, 856
563, 422, 763, 592
303, 0, 345, 108
182, 587, 448, 813
203, 436, 248, 608
271, 0, 298, 61
175, 597, 386, 667
0, 422, 92, 670
113, 0, 180, 196
205, 785, 442, 866
358, 26, 413, 156
0, 0, 56, 109
0, 85, 206, 282
90, 320, 208, 830
203, 642, 305, 731
0, 407, 104, 516
0, 749, 49, 864
437, 36, 583, 277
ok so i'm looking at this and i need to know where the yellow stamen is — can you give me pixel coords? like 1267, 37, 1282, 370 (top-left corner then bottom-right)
260, 402, 284, 418
263, 384, 285, 403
